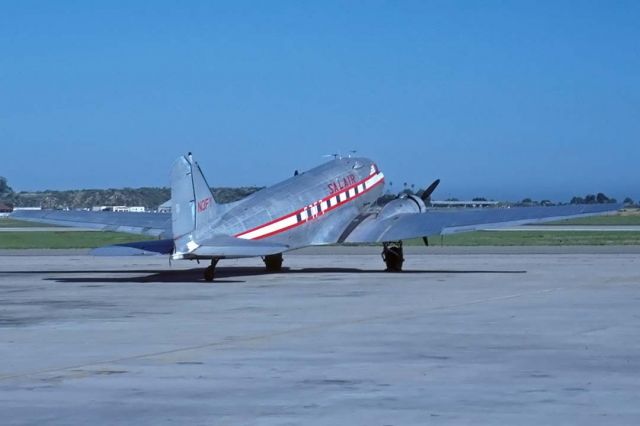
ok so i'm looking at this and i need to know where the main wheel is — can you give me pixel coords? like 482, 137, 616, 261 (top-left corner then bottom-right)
382, 243, 404, 272
263, 253, 283, 272
203, 265, 215, 282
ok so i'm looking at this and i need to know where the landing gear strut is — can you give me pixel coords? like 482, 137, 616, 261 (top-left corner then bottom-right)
263, 253, 283, 272
382, 241, 404, 272
203, 258, 219, 282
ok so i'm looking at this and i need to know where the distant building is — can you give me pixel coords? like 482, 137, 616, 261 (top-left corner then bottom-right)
91, 205, 146, 213
0, 202, 13, 217
157, 200, 171, 214
12, 207, 42, 211
92, 206, 124, 212
431, 200, 500, 208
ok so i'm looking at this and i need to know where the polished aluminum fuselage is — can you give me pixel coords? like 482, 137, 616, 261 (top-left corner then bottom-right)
193, 157, 384, 250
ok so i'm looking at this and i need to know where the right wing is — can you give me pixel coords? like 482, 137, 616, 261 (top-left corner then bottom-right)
10, 210, 171, 238
173, 234, 289, 259
91, 234, 289, 258
344, 203, 621, 243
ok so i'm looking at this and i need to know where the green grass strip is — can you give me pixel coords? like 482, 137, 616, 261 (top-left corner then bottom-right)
0, 231, 153, 249
2, 229, 640, 249
0, 218, 55, 228
406, 231, 640, 246
543, 215, 640, 226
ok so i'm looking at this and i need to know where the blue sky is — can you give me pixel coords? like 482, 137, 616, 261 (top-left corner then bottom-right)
1, 1, 638, 201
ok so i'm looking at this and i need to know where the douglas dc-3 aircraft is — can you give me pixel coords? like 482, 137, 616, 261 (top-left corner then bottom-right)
12, 153, 620, 281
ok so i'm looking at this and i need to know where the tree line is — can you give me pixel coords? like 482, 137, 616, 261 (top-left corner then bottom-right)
0, 176, 262, 210
0, 175, 636, 210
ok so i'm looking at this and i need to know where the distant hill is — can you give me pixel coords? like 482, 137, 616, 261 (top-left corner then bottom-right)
1, 185, 263, 210
1, 176, 630, 210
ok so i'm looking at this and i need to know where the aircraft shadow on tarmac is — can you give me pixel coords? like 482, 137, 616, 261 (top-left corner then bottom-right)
2, 266, 526, 284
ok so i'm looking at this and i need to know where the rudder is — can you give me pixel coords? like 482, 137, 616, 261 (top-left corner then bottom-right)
170, 153, 217, 240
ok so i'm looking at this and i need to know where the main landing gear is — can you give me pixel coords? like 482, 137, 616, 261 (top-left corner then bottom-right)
263, 253, 283, 272
203, 258, 219, 282
202, 254, 284, 282
382, 241, 404, 272
203, 247, 402, 280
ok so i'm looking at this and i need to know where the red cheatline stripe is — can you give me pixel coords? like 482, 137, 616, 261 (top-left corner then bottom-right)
236, 173, 376, 237
235, 173, 384, 240
238, 173, 377, 237
245, 220, 304, 240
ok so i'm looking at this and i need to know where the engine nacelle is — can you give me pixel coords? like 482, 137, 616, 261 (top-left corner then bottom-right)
377, 195, 426, 220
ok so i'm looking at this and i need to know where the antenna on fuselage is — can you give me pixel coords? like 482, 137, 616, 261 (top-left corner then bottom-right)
348, 150, 357, 158
322, 153, 341, 160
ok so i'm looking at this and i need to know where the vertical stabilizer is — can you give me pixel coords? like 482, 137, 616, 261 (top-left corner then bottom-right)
170, 153, 217, 241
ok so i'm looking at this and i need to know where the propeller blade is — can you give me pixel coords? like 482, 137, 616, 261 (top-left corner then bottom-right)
420, 179, 441, 202
422, 237, 429, 246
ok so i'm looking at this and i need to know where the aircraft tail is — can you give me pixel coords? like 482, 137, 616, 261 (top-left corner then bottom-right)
170, 153, 217, 240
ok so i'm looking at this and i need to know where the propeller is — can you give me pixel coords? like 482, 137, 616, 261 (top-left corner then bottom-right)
420, 178, 441, 203
420, 179, 440, 246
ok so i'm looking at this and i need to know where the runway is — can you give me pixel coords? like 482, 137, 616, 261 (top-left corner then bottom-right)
1, 251, 639, 424
0, 227, 98, 232
483, 225, 640, 232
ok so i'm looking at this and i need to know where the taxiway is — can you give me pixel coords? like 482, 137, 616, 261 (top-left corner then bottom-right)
1, 250, 639, 424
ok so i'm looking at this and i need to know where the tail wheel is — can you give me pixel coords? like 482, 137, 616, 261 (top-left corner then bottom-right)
203, 258, 219, 282
382, 242, 404, 272
203, 266, 215, 282
263, 253, 284, 272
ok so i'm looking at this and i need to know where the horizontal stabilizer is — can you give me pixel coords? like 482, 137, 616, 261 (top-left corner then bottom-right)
174, 234, 289, 259
91, 239, 175, 256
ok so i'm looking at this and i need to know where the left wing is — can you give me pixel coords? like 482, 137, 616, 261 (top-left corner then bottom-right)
10, 210, 171, 238
91, 239, 175, 256
343, 203, 621, 243
90, 234, 289, 258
